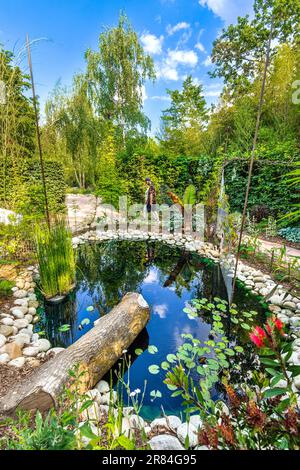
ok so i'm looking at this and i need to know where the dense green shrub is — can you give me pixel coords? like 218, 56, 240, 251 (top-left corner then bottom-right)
0, 160, 66, 215
225, 152, 298, 220
278, 227, 300, 243
117, 152, 215, 204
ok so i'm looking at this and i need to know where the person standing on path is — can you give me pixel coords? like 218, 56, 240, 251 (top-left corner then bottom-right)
144, 178, 159, 224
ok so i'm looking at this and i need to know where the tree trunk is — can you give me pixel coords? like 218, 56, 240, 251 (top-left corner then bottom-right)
0, 293, 150, 416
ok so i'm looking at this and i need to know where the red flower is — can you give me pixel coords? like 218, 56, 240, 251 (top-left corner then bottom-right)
249, 326, 267, 348
266, 316, 284, 337
274, 318, 284, 333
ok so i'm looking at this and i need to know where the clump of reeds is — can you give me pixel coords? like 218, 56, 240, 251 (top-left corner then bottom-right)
34, 217, 76, 299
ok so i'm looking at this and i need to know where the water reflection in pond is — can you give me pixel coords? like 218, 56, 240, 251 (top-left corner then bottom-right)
41, 241, 267, 420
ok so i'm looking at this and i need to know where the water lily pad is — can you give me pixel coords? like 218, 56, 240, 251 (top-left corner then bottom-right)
148, 345, 158, 355
58, 324, 71, 333
148, 365, 160, 375
150, 390, 162, 398
135, 348, 143, 356
167, 354, 177, 364
81, 318, 91, 326
166, 384, 177, 391
87, 306, 94, 312
225, 348, 235, 357
161, 361, 170, 370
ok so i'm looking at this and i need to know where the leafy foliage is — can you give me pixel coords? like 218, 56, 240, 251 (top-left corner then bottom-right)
278, 227, 300, 243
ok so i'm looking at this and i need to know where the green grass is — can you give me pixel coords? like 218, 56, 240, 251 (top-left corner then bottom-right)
0, 279, 15, 297
35, 218, 76, 299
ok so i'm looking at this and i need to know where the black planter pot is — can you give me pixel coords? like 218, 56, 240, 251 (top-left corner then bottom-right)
44, 283, 76, 306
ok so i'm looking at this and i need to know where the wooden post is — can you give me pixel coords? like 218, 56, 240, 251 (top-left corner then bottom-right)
26, 34, 51, 229
230, 17, 275, 304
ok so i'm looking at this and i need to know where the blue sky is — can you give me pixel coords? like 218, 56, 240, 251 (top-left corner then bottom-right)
0, 0, 253, 133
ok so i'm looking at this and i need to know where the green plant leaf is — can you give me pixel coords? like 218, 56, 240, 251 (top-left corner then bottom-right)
150, 390, 162, 398
263, 388, 285, 399
80, 423, 99, 440
161, 361, 170, 370
58, 324, 71, 333
148, 365, 160, 375
117, 435, 135, 450
260, 358, 280, 368
167, 354, 177, 364
148, 345, 158, 355
135, 348, 143, 356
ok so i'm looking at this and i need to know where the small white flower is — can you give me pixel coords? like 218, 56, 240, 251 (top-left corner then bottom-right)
135, 389, 141, 395
130, 391, 136, 398
122, 350, 128, 354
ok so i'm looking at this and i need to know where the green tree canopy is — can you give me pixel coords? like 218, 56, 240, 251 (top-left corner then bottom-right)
211, 0, 300, 94
85, 13, 156, 138
160, 76, 208, 156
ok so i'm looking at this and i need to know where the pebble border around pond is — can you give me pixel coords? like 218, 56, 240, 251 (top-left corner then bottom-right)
1, 230, 299, 450
0, 267, 64, 367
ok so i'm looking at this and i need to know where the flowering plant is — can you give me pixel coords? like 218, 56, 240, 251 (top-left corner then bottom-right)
198, 316, 300, 450
164, 300, 300, 450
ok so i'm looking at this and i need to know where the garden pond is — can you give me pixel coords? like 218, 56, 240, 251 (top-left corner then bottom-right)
39, 240, 269, 420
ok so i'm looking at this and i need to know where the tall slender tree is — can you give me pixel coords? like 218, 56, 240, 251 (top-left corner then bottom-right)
85, 13, 155, 141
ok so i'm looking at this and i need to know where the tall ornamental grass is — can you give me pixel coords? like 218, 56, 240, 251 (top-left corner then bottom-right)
35, 218, 76, 299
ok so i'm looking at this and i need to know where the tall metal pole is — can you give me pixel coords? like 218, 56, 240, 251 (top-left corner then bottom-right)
230, 17, 274, 305
26, 34, 51, 229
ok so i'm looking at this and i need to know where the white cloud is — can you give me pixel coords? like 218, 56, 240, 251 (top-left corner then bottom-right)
204, 89, 221, 97
141, 33, 164, 55
144, 269, 159, 284
195, 42, 206, 53
157, 64, 179, 81
141, 85, 148, 104
203, 55, 212, 67
203, 83, 223, 99
149, 95, 171, 102
153, 304, 168, 319
167, 49, 198, 67
199, 0, 253, 25
167, 22, 190, 36
156, 49, 198, 81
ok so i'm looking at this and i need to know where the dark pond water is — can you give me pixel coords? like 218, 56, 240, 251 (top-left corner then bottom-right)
40, 241, 268, 420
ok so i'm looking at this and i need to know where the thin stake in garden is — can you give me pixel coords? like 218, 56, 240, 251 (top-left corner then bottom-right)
230, 16, 275, 305
26, 33, 51, 229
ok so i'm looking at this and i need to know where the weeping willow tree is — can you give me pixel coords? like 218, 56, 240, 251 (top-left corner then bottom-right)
44, 74, 99, 189
0, 48, 36, 211
85, 12, 156, 142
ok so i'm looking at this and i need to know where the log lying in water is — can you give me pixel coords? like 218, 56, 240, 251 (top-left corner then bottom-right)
0, 293, 150, 415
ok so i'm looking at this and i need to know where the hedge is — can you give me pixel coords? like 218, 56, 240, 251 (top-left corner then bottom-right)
224, 160, 298, 220
0, 159, 66, 215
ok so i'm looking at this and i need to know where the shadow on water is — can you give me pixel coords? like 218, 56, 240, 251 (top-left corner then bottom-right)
40, 240, 268, 420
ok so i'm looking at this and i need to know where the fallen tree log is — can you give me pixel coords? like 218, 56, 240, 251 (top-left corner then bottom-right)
0, 293, 150, 415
